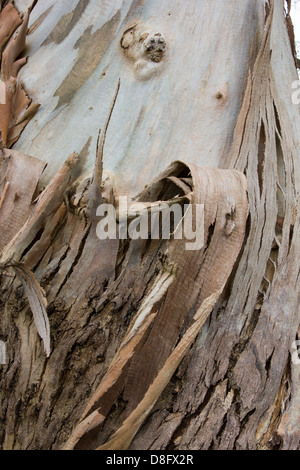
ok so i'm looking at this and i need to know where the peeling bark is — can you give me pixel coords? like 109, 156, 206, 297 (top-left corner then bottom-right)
0, 0, 299, 451
0, 3, 38, 148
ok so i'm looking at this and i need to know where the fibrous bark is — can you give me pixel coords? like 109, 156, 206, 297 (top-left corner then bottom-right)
0, 0, 299, 451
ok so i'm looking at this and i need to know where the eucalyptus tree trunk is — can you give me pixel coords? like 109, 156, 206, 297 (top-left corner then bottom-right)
0, 0, 299, 450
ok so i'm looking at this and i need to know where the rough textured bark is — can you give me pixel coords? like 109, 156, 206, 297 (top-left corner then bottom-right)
0, 0, 299, 451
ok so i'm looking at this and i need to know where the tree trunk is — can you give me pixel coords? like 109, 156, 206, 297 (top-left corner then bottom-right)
0, 0, 299, 450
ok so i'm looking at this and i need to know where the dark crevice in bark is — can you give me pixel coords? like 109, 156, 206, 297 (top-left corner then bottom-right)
168, 384, 217, 449
227, 307, 260, 376
221, 213, 251, 303
257, 121, 266, 198
288, 223, 294, 255
206, 222, 216, 249
273, 103, 282, 137
234, 408, 256, 449
215, 413, 228, 442
55, 223, 92, 298
41, 247, 70, 291
19, 227, 44, 260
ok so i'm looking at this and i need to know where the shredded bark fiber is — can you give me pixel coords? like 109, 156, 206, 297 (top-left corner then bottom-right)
0, 0, 299, 451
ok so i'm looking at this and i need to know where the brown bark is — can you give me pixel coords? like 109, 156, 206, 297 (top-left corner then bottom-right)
0, 0, 299, 451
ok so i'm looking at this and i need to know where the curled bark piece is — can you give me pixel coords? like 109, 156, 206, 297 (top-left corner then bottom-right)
62, 161, 248, 450
116, 195, 191, 223
121, 162, 248, 412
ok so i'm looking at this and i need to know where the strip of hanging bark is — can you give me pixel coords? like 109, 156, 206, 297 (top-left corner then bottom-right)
97, 287, 224, 450
27, 139, 92, 281
5, 261, 50, 357
87, 79, 120, 217
0, 152, 81, 265
0, 149, 46, 252
0, 6, 39, 147
0, 4, 22, 54
0, 152, 82, 358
